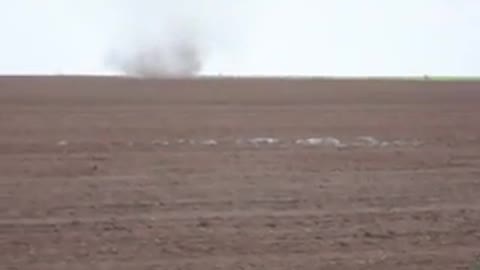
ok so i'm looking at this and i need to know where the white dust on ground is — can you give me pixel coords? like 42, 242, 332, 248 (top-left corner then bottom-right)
57, 136, 422, 149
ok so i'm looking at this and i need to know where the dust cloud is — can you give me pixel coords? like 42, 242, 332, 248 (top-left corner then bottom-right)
108, 28, 205, 78
105, 1, 244, 78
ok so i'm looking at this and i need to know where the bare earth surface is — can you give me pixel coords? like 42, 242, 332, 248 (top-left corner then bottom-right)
1, 76, 479, 269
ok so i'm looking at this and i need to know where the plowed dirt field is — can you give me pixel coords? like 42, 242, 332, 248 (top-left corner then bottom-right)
1, 77, 479, 269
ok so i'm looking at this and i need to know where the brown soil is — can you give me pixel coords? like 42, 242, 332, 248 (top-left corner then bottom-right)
1, 76, 480, 269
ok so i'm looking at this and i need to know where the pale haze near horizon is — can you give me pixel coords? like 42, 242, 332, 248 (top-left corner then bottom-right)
0, 0, 478, 76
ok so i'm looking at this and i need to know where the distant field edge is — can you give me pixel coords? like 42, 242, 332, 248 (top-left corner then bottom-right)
0, 74, 480, 82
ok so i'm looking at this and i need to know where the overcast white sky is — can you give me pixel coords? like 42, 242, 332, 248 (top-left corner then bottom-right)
0, 0, 479, 76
